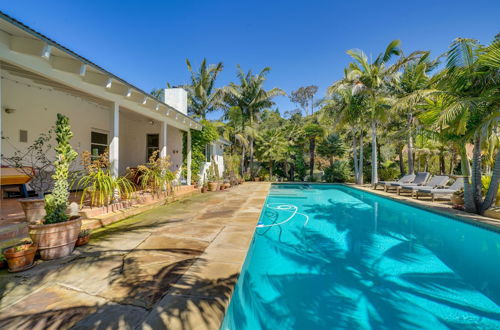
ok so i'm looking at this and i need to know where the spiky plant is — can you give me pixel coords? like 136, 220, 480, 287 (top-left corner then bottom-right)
44, 114, 78, 224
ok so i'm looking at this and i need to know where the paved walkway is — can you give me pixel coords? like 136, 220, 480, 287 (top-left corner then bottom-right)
0, 182, 270, 330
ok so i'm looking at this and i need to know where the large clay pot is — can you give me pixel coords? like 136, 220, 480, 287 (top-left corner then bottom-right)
450, 194, 464, 206
208, 182, 218, 192
28, 217, 82, 260
3, 243, 38, 272
254, 177, 261, 182
18, 198, 46, 224
75, 235, 90, 247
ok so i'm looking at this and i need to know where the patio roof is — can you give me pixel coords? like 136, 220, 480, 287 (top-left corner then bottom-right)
0, 10, 201, 131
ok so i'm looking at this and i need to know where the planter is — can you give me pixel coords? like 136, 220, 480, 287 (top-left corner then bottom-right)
28, 217, 82, 260
223, 183, 231, 189
75, 235, 90, 247
18, 198, 46, 224
208, 182, 218, 192
450, 194, 464, 206
254, 177, 261, 182
220, 184, 225, 190
3, 243, 38, 272
201, 186, 207, 193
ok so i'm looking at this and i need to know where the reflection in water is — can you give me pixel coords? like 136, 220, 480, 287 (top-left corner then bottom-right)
222, 185, 500, 330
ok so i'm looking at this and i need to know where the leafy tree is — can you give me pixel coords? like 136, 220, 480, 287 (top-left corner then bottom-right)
256, 130, 288, 178
318, 133, 347, 166
290, 85, 319, 116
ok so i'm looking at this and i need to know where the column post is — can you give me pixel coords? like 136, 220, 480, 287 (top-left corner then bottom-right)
0, 68, 2, 159
160, 121, 168, 158
187, 129, 192, 185
110, 102, 119, 177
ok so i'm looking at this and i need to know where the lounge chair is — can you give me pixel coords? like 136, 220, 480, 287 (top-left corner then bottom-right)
388, 172, 430, 192
416, 177, 465, 202
398, 175, 449, 197
376, 174, 415, 191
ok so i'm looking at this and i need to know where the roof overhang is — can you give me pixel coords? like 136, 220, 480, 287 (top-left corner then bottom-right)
0, 11, 201, 131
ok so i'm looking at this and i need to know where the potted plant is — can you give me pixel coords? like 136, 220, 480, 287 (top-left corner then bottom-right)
207, 160, 219, 192
201, 182, 208, 193
2, 130, 55, 223
28, 114, 82, 260
75, 229, 91, 247
3, 240, 38, 272
451, 188, 465, 209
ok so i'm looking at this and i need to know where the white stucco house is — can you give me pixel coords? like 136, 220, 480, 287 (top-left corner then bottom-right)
0, 11, 225, 192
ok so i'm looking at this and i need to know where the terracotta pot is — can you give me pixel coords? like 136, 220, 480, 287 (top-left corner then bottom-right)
224, 183, 231, 189
201, 186, 207, 193
451, 194, 464, 206
208, 182, 218, 192
75, 235, 90, 247
29, 217, 82, 260
254, 177, 261, 182
18, 198, 46, 224
3, 243, 38, 272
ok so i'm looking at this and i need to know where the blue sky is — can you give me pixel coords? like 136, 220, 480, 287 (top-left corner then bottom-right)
2, 1, 499, 118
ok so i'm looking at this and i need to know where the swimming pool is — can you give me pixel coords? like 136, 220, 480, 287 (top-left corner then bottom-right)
221, 184, 500, 329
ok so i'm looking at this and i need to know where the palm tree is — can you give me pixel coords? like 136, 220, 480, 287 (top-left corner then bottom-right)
223, 66, 285, 177
303, 123, 325, 179
391, 51, 439, 174
344, 40, 404, 185
326, 80, 367, 184
424, 38, 500, 214
318, 133, 348, 167
256, 129, 288, 178
184, 58, 224, 119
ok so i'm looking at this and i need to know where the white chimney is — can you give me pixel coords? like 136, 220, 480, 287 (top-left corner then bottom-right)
164, 88, 187, 115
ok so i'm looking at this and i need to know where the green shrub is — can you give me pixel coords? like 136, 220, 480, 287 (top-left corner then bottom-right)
378, 161, 399, 181
323, 160, 352, 183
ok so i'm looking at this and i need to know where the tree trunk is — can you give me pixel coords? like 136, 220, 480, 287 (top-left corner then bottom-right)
398, 145, 405, 175
352, 129, 359, 184
309, 138, 315, 179
407, 114, 414, 174
471, 133, 483, 212
481, 149, 500, 213
241, 146, 246, 177
269, 160, 273, 178
371, 120, 378, 185
439, 147, 446, 175
290, 159, 295, 182
249, 138, 254, 178
359, 132, 364, 185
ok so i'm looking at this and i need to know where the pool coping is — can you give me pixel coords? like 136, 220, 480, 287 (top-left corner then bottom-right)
271, 183, 499, 233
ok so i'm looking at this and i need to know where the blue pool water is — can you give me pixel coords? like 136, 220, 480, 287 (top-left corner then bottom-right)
221, 184, 500, 329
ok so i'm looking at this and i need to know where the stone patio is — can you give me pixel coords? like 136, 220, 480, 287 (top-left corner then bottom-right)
0, 182, 270, 330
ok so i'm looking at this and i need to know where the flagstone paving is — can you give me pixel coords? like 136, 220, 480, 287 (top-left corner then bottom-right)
0, 182, 270, 330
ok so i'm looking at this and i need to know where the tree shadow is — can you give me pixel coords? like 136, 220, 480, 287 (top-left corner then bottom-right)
224, 187, 500, 329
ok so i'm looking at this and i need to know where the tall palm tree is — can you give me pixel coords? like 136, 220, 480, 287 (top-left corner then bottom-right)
391, 51, 439, 174
303, 123, 325, 179
326, 80, 367, 184
184, 59, 224, 119
425, 38, 499, 214
344, 40, 405, 185
223, 66, 285, 176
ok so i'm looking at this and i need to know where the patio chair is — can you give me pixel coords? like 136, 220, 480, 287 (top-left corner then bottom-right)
398, 175, 449, 198
388, 172, 430, 192
376, 174, 415, 191
416, 177, 465, 202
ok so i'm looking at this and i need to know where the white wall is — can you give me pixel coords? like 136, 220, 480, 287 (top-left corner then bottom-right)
1, 73, 186, 179
1, 73, 111, 170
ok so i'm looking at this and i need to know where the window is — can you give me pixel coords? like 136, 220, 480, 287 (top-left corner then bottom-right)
147, 134, 159, 160
91, 131, 108, 159
204, 144, 213, 162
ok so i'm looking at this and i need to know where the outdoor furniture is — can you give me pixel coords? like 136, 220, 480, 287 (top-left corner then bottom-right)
376, 174, 415, 191
398, 175, 449, 197
416, 177, 465, 202
391, 172, 431, 192
0, 166, 33, 198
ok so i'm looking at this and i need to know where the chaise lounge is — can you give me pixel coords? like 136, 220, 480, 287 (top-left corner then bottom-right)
415, 177, 465, 202
398, 175, 449, 198
388, 172, 430, 192
376, 174, 415, 191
